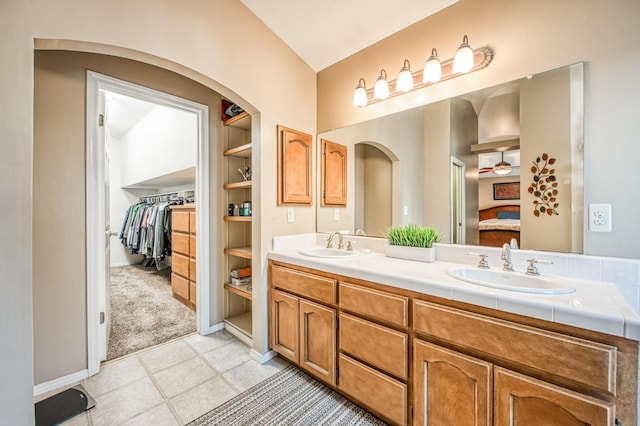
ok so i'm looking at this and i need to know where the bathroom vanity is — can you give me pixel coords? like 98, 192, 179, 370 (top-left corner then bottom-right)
268, 235, 639, 425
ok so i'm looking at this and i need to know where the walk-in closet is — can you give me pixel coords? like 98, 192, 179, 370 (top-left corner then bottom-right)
105, 90, 198, 360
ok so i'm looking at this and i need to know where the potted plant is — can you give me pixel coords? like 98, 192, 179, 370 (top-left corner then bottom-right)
384, 224, 440, 263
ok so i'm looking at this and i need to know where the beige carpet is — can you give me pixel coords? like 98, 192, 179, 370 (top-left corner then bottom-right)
107, 264, 196, 360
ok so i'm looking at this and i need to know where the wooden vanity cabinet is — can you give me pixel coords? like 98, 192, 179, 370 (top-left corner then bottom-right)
413, 300, 622, 426
268, 260, 638, 426
413, 339, 492, 426
269, 264, 337, 386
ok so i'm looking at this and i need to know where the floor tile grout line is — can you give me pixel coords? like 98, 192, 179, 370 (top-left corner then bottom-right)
136, 351, 185, 425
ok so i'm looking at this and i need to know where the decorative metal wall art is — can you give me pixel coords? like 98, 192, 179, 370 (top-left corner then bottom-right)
528, 153, 559, 216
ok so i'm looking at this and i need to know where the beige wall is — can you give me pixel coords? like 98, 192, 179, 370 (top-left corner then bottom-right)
520, 66, 575, 253
317, 0, 640, 259
33, 50, 228, 383
2, 0, 316, 419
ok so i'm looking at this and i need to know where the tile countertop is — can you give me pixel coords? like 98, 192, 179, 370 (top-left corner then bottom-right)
269, 233, 640, 341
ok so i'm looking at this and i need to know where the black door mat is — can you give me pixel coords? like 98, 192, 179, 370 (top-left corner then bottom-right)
35, 384, 96, 426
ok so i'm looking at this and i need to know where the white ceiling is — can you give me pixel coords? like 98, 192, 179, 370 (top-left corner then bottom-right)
240, 0, 459, 71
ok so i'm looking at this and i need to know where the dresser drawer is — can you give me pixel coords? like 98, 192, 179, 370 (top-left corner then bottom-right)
413, 300, 617, 396
189, 211, 196, 234
172, 253, 190, 278
171, 273, 189, 300
172, 211, 190, 233
189, 258, 196, 281
189, 282, 196, 305
339, 281, 408, 328
339, 313, 408, 379
338, 354, 407, 425
270, 264, 336, 305
172, 232, 189, 256
189, 235, 196, 257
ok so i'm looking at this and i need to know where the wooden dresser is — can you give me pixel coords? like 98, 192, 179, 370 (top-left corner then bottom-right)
171, 205, 196, 310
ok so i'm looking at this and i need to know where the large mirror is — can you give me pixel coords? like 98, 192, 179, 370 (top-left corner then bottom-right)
317, 63, 584, 253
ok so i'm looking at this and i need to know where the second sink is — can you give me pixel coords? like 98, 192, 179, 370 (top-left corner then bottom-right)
447, 266, 575, 294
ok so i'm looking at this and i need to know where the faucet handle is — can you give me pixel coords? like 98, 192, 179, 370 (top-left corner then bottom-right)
526, 258, 553, 275
346, 241, 355, 251
468, 252, 489, 269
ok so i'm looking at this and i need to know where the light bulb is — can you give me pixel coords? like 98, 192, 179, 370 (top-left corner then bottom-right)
423, 48, 442, 83
352, 78, 367, 107
373, 69, 390, 100
453, 35, 475, 74
396, 60, 414, 92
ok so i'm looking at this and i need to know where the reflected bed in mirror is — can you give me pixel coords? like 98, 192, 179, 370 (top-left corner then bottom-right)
317, 63, 584, 253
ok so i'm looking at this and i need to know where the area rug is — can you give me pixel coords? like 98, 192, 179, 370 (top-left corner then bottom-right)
107, 264, 196, 360
188, 364, 387, 425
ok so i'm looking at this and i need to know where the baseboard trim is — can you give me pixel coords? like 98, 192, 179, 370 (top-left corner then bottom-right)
223, 323, 253, 346
34, 369, 89, 397
250, 349, 277, 364
202, 322, 225, 335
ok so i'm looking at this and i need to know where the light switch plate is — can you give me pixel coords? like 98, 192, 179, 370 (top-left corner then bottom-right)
334, 208, 340, 221
287, 207, 295, 223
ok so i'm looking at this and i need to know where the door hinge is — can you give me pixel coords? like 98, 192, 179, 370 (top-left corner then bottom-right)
100, 311, 105, 324
98, 114, 104, 127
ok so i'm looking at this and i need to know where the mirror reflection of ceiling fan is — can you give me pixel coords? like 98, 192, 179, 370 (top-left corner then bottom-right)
479, 150, 520, 176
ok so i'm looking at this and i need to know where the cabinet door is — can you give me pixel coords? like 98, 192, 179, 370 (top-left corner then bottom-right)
299, 299, 336, 386
277, 125, 312, 205
321, 139, 347, 206
413, 339, 492, 426
270, 289, 299, 364
494, 367, 615, 426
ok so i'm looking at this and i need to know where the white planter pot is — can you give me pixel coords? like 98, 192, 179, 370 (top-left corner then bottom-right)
385, 245, 436, 263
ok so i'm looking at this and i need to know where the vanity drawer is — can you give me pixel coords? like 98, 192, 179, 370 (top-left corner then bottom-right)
339, 281, 408, 328
189, 282, 196, 305
413, 300, 617, 396
270, 264, 337, 305
339, 313, 408, 379
338, 354, 407, 425
172, 232, 189, 256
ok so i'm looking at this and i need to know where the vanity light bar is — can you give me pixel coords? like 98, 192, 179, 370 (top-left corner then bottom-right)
353, 44, 494, 107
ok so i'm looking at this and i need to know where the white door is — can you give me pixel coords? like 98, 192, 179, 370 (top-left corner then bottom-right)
98, 90, 111, 361
451, 157, 466, 244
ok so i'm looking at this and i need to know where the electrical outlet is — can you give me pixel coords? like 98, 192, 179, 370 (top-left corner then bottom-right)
403, 206, 408, 216
588, 203, 612, 232
287, 207, 295, 223
334, 208, 340, 221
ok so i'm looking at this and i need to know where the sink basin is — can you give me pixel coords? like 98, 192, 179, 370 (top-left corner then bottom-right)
447, 266, 575, 294
299, 247, 360, 258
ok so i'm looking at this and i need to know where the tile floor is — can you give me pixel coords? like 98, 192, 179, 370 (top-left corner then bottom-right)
38, 330, 287, 425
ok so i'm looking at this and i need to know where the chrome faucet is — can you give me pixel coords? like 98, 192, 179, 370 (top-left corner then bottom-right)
326, 231, 344, 249
501, 243, 514, 271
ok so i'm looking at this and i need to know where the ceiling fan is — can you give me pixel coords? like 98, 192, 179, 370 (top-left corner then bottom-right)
479, 151, 514, 175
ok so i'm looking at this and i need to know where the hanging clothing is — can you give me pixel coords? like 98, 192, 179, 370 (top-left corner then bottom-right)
118, 200, 176, 269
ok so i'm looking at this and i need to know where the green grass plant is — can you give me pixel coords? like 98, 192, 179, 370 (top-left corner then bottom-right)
385, 224, 440, 248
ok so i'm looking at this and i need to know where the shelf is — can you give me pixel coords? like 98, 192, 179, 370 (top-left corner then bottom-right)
224, 283, 252, 300
224, 246, 252, 259
224, 143, 252, 158
224, 180, 252, 190
224, 215, 252, 222
223, 111, 250, 128
224, 311, 252, 337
